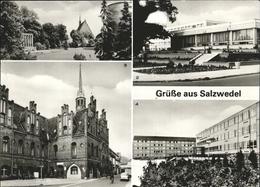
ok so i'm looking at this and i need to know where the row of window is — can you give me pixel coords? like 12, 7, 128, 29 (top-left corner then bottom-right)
2, 136, 46, 157
207, 140, 257, 152
198, 107, 257, 138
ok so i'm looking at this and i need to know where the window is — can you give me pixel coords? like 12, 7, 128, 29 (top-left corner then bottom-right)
53, 145, 58, 157
27, 116, 30, 132
30, 142, 35, 156
18, 140, 23, 154
35, 119, 39, 135
63, 126, 68, 135
0, 99, 6, 113
41, 145, 45, 157
2, 136, 9, 153
71, 142, 77, 158
71, 166, 78, 175
68, 119, 72, 134
7, 108, 12, 126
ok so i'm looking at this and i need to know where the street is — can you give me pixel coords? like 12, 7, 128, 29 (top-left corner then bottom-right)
0, 175, 131, 187
56, 176, 131, 187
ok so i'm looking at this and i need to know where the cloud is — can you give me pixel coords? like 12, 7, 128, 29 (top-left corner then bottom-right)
172, 5, 259, 26
115, 79, 131, 95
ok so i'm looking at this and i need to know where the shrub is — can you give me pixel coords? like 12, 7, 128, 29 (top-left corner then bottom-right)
35, 42, 46, 50
73, 53, 86, 60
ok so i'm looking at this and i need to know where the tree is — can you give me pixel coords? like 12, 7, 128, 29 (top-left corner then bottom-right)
55, 24, 68, 48
133, 0, 178, 56
0, 1, 25, 59
115, 1, 132, 60
236, 149, 245, 171
20, 6, 42, 44
94, 0, 115, 60
248, 149, 258, 169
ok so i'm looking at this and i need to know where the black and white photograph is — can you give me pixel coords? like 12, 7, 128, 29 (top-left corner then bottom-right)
0, 0, 132, 61
132, 100, 259, 186
133, 0, 260, 86
0, 62, 131, 187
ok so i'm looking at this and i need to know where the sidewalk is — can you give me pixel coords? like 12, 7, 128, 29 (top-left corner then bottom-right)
133, 65, 260, 82
0, 178, 97, 187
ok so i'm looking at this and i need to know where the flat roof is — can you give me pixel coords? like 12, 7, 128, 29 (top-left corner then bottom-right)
134, 135, 196, 142
196, 101, 259, 137
168, 19, 260, 36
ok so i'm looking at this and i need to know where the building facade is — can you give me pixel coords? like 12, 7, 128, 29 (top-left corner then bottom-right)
149, 19, 260, 51
0, 64, 113, 180
196, 102, 259, 155
133, 136, 196, 159
0, 85, 49, 179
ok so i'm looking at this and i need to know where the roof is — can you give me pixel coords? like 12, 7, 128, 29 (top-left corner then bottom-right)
134, 135, 196, 142
77, 20, 94, 38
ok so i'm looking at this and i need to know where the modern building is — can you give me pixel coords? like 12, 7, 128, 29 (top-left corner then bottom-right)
0, 64, 117, 180
196, 102, 259, 155
149, 19, 260, 51
107, 1, 132, 34
133, 136, 196, 159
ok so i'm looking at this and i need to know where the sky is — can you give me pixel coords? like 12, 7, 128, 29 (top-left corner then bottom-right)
133, 100, 258, 137
146, 0, 260, 26
0, 62, 131, 159
15, 1, 116, 38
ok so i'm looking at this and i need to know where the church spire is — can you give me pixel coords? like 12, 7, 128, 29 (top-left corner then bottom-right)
77, 63, 84, 97
76, 63, 86, 112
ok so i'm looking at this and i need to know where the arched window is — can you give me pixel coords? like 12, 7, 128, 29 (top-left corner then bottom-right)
7, 108, 12, 126
71, 166, 78, 175
35, 119, 39, 135
63, 126, 68, 135
91, 143, 94, 156
41, 145, 45, 157
27, 116, 30, 132
68, 119, 72, 134
30, 124, 35, 134
71, 142, 77, 158
30, 142, 35, 156
18, 140, 23, 154
2, 136, 9, 153
53, 145, 58, 158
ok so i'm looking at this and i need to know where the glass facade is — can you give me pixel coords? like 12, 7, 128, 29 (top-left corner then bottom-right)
213, 32, 229, 45
183, 35, 195, 47
197, 34, 211, 46
232, 29, 253, 44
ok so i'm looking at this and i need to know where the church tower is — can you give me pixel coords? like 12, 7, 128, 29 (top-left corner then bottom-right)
76, 63, 86, 112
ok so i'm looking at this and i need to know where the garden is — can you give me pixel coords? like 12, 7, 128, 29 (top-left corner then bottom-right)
139, 150, 259, 187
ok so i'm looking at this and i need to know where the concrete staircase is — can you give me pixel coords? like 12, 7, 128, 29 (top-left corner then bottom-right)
195, 52, 220, 65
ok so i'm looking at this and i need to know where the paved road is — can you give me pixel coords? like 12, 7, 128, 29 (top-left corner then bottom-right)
0, 176, 130, 187
134, 73, 260, 86
52, 176, 131, 187
34, 48, 98, 60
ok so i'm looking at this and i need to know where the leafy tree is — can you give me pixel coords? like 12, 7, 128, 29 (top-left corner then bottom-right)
42, 23, 56, 48
0, 1, 25, 59
95, 0, 115, 60
115, 1, 132, 60
236, 149, 245, 171
133, 0, 178, 56
55, 24, 68, 47
248, 149, 258, 169
20, 6, 42, 43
